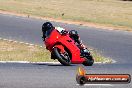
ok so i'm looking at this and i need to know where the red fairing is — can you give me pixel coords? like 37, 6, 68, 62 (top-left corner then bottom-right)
44, 29, 61, 51
44, 29, 85, 64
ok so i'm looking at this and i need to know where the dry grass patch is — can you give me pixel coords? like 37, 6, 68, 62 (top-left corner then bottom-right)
0, 39, 54, 62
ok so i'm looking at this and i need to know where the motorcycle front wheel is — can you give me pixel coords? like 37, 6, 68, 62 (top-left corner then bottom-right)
53, 47, 71, 66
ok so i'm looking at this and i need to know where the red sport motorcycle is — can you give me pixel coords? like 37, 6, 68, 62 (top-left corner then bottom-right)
43, 29, 94, 66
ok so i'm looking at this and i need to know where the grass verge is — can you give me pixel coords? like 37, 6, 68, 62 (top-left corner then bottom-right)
0, 39, 112, 63
0, 0, 132, 31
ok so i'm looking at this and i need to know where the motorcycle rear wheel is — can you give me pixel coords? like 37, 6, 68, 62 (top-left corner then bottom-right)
82, 55, 94, 66
53, 47, 71, 66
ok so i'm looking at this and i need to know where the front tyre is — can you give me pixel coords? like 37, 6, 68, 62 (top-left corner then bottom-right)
82, 55, 94, 66
53, 48, 71, 66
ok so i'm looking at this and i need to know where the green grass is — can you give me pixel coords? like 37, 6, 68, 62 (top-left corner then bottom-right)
0, 39, 111, 63
0, 0, 132, 30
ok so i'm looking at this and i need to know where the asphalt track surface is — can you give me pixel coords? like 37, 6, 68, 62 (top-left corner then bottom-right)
0, 13, 132, 88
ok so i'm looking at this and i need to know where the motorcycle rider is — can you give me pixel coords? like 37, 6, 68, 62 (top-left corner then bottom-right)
42, 22, 85, 49
42, 22, 54, 40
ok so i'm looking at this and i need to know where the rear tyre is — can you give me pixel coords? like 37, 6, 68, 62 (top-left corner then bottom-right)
82, 55, 94, 66
53, 48, 71, 66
